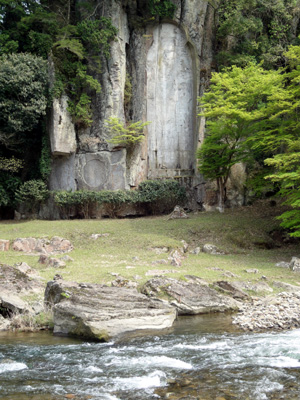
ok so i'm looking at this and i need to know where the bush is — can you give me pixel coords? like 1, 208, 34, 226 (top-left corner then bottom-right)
15, 180, 49, 211
53, 180, 186, 218
138, 179, 186, 214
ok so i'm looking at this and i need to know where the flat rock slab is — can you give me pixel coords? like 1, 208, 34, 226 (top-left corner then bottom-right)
141, 276, 241, 315
45, 279, 177, 341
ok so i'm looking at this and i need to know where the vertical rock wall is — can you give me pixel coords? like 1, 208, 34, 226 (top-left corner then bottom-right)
146, 23, 195, 178
49, 0, 216, 206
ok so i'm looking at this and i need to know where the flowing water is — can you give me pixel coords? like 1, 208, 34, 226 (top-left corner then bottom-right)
1, 314, 300, 400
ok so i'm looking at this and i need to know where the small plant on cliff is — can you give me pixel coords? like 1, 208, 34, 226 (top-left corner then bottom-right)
148, 0, 176, 18
105, 117, 151, 148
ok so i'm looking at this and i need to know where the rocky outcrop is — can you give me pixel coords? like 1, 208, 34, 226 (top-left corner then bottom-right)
48, 0, 215, 206
0, 263, 45, 330
141, 276, 241, 315
44, 279, 177, 341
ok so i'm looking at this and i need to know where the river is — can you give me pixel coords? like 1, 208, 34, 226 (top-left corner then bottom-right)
0, 314, 300, 400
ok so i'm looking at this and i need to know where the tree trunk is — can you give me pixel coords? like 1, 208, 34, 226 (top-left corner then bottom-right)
217, 177, 225, 213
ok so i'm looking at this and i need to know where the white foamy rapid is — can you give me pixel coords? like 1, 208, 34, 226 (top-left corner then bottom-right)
0, 361, 28, 373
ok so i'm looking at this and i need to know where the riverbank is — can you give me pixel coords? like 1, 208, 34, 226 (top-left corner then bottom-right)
0, 200, 300, 336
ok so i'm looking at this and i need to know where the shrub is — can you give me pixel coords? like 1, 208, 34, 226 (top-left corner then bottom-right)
138, 179, 186, 214
53, 180, 186, 218
15, 180, 49, 211
105, 117, 151, 148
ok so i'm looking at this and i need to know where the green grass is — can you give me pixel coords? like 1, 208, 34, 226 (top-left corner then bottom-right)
1, 200, 300, 293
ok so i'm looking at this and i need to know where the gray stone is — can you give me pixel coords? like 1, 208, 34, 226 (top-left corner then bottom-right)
232, 280, 273, 294
0, 239, 9, 251
276, 261, 291, 269
49, 95, 76, 156
214, 281, 250, 300
273, 281, 300, 292
0, 315, 10, 331
0, 291, 29, 314
48, 258, 66, 268
142, 276, 240, 315
75, 151, 126, 191
168, 249, 184, 267
190, 247, 200, 255
147, 24, 195, 179
44, 279, 177, 341
49, 153, 76, 191
202, 244, 224, 255
290, 257, 300, 271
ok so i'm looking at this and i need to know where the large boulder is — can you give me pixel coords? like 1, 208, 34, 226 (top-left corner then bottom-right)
44, 279, 177, 341
141, 276, 241, 315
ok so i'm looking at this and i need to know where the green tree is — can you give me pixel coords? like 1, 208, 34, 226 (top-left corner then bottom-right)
216, 0, 299, 68
0, 52, 48, 149
197, 63, 284, 211
255, 44, 300, 236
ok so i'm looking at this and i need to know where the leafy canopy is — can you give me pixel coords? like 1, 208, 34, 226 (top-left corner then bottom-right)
0, 52, 48, 149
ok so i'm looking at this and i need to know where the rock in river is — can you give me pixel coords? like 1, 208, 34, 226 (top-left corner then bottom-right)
44, 279, 177, 341
141, 276, 241, 315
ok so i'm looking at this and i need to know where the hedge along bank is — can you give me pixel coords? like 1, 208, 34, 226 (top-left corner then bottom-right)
14, 179, 187, 220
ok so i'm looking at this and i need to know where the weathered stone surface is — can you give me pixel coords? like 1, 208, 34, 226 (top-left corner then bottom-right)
0, 240, 9, 251
0, 315, 10, 331
167, 206, 189, 220
49, 95, 76, 156
44, 279, 177, 341
214, 281, 250, 301
12, 236, 73, 255
0, 264, 44, 295
232, 280, 273, 294
75, 151, 126, 190
273, 281, 300, 292
0, 290, 29, 314
290, 257, 300, 271
141, 276, 240, 315
49, 153, 76, 191
0, 264, 44, 328
168, 249, 184, 267
232, 291, 300, 331
202, 244, 224, 255
147, 24, 195, 179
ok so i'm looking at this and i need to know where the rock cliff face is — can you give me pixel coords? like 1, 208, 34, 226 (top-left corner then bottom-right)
49, 0, 215, 205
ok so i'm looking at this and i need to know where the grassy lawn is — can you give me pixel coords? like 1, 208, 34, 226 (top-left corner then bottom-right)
0, 200, 300, 293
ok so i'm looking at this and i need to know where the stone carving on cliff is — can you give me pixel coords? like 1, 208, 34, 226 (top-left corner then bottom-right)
48, 1, 219, 204
147, 23, 196, 179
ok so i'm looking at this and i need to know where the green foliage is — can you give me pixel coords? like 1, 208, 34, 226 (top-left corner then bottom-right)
216, 0, 299, 68
124, 73, 132, 113
0, 184, 9, 206
106, 117, 150, 148
67, 93, 93, 128
51, 17, 117, 128
39, 135, 52, 181
0, 52, 48, 149
0, 157, 23, 173
0, 173, 22, 207
197, 63, 284, 210
53, 180, 186, 218
15, 180, 49, 210
148, 0, 176, 18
